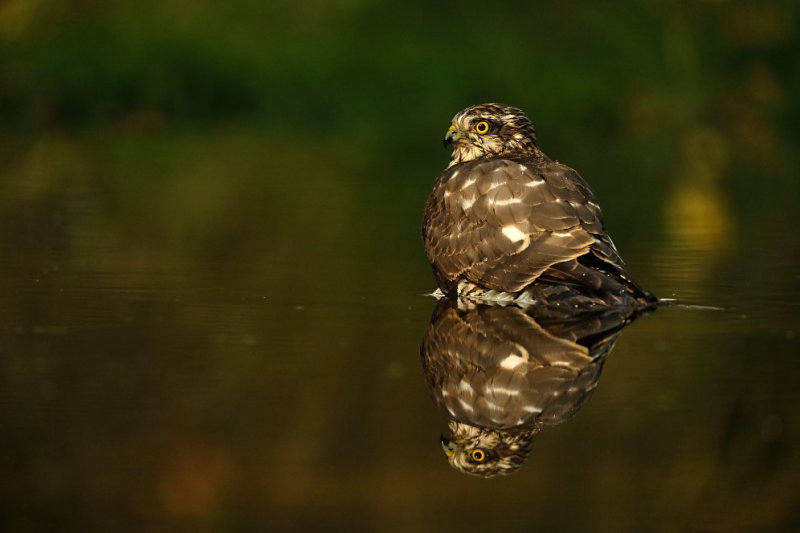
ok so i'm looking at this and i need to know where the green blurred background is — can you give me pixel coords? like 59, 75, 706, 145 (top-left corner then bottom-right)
1, 0, 799, 531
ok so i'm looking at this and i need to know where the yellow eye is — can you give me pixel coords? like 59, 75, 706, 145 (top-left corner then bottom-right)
471, 449, 486, 462
474, 121, 489, 134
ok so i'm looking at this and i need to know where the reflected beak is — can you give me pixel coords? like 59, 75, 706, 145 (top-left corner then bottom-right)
443, 124, 458, 148
440, 434, 455, 457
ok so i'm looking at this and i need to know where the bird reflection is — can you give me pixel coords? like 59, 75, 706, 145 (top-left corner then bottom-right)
420, 298, 649, 477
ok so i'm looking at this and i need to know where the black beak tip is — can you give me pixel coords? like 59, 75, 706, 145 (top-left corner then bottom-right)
443, 130, 455, 149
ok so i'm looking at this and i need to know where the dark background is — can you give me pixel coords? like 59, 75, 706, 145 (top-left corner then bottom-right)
1, 1, 799, 531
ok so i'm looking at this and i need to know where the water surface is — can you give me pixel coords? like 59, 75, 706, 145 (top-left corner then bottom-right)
1, 128, 798, 531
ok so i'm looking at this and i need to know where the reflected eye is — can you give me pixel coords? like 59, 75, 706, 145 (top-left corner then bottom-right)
471, 449, 486, 462
474, 121, 489, 134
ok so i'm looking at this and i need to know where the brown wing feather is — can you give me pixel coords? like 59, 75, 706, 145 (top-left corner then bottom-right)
423, 157, 628, 293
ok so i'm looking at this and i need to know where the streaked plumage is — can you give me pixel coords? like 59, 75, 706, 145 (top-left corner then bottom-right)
423, 103, 654, 306
421, 298, 644, 477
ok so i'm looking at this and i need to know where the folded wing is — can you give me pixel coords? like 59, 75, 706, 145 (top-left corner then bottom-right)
423, 158, 629, 293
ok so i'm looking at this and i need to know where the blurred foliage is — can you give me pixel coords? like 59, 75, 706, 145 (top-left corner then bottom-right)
1, 0, 798, 245
1, 0, 800, 531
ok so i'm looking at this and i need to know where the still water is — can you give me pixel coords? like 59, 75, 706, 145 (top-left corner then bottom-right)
1, 131, 799, 531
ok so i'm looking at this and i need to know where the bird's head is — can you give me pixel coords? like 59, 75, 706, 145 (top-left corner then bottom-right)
440, 420, 537, 477
443, 103, 540, 167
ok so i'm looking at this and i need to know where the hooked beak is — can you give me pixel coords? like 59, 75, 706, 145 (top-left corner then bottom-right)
443, 124, 458, 148
440, 434, 455, 457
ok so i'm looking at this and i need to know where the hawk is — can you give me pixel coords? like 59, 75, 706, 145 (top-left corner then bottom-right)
423, 103, 655, 307
421, 298, 645, 477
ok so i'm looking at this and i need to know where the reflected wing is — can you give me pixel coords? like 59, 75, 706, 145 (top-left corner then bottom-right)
420, 301, 626, 429
423, 158, 628, 293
